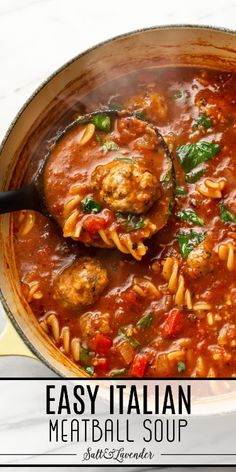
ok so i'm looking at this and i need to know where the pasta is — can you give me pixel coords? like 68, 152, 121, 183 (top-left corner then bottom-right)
196, 178, 226, 199
18, 210, 35, 236
41, 315, 81, 362
218, 241, 236, 271
162, 257, 192, 308
133, 277, 160, 299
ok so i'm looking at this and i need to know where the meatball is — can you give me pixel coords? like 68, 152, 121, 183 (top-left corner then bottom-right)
53, 257, 108, 310
91, 161, 160, 214
186, 240, 213, 278
80, 311, 111, 339
125, 91, 168, 121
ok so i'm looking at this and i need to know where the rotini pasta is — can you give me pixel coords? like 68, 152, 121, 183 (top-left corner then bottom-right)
218, 241, 236, 270
41, 315, 82, 363
162, 257, 192, 308
196, 178, 226, 198
133, 277, 160, 299
18, 210, 35, 236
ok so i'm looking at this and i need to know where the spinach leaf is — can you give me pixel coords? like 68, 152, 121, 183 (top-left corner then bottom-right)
134, 110, 147, 120
193, 113, 212, 130
109, 368, 126, 377
90, 113, 111, 132
136, 312, 153, 330
119, 328, 140, 349
175, 185, 187, 195
220, 203, 236, 224
84, 366, 94, 375
80, 197, 101, 214
79, 347, 90, 364
116, 213, 145, 232
178, 231, 206, 258
177, 361, 186, 373
102, 140, 119, 151
177, 209, 205, 226
176, 141, 220, 172
185, 168, 207, 183
115, 157, 134, 163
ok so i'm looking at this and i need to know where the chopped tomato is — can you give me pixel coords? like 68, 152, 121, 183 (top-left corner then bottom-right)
92, 357, 108, 373
161, 309, 184, 338
121, 289, 140, 309
83, 209, 113, 235
131, 353, 148, 378
89, 333, 112, 355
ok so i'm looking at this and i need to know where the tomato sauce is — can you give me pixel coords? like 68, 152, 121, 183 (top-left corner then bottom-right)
13, 67, 236, 378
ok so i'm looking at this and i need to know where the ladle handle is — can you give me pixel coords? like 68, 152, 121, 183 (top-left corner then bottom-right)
0, 184, 42, 214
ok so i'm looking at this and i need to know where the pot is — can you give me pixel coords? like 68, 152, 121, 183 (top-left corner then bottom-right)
1, 24, 236, 385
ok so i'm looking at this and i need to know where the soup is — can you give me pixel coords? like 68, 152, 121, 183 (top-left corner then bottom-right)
13, 66, 236, 378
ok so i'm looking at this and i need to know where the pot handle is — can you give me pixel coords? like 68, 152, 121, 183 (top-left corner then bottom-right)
0, 317, 36, 359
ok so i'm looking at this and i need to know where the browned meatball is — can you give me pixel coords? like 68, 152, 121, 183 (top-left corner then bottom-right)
91, 161, 160, 214
186, 240, 213, 278
53, 257, 108, 310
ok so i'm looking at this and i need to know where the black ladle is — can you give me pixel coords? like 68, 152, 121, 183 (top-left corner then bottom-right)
0, 110, 175, 220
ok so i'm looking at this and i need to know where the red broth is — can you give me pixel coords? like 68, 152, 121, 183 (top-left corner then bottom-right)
13, 67, 236, 378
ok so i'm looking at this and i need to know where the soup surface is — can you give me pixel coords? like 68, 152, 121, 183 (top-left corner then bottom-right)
13, 66, 236, 378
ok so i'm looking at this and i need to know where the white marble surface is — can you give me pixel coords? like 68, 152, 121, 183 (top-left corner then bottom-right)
1, 1, 236, 470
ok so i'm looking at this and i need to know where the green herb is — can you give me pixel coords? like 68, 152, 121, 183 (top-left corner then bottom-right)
177, 361, 186, 373
193, 113, 212, 130
134, 110, 147, 120
109, 368, 126, 377
176, 209, 205, 226
220, 203, 236, 224
173, 90, 185, 100
176, 141, 221, 172
161, 169, 172, 183
119, 328, 140, 349
84, 366, 94, 375
185, 168, 207, 183
178, 231, 206, 258
116, 213, 145, 232
136, 313, 153, 330
109, 102, 123, 111
79, 347, 90, 365
80, 197, 102, 214
90, 113, 111, 132
175, 186, 187, 195
115, 157, 134, 163
102, 140, 119, 151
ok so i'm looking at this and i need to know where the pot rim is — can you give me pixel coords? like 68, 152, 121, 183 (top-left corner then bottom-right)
1, 23, 236, 380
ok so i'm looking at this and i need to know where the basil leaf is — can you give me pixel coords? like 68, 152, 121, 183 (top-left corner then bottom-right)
178, 231, 206, 258
193, 113, 212, 130
175, 186, 187, 195
119, 328, 140, 349
176, 209, 205, 226
176, 141, 220, 172
79, 347, 90, 365
177, 361, 186, 373
136, 313, 153, 330
80, 197, 101, 214
109, 368, 126, 377
84, 366, 94, 375
102, 140, 119, 151
185, 168, 207, 183
115, 157, 134, 163
90, 113, 111, 132
220, 203, 236, 224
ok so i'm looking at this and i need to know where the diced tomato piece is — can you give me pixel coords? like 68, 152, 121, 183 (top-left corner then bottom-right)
122, 289, 140, 308
89, 333, 112, 355
161, 309, 184, 338
83, 209, 113, 235
131, 353, 148, 378
93, 357, 108, 373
